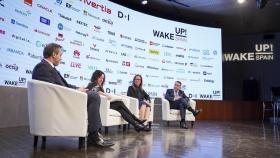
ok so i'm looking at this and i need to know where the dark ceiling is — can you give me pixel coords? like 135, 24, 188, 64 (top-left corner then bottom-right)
109, 0, 280, 36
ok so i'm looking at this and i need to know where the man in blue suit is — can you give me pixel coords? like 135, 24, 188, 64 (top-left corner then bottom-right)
32, 43, 114, 147
165, 81, 201, 129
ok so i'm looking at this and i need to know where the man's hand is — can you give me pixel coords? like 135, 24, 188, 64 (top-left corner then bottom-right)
174, 96, 182, 101
77, 87, 88, 93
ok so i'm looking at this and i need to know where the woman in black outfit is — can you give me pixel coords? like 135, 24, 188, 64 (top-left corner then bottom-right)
86, 70, 149, 132
127, 74, 151, 128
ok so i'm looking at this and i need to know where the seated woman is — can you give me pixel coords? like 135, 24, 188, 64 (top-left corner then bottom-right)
86, 70, 147, 132
127, 74, 151, 129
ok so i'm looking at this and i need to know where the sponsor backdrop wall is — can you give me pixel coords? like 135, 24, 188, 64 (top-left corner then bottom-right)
223, 33, 280, 101
0, 0, 222, 100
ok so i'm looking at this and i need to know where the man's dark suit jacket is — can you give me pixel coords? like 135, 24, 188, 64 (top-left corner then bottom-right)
32, 59, 76, 89
165, 89, 188, 102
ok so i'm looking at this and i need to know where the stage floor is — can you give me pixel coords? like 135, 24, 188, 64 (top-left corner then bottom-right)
0, 121, 280, 158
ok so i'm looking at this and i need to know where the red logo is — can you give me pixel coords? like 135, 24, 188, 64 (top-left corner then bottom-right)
73, 50, 80, 58
0, 29, 5, 35
70, 62, 81, 68
80, 0, 111, 14
24, 0, 32, 6
55, 33, 64, 41
122, 61, 130, 67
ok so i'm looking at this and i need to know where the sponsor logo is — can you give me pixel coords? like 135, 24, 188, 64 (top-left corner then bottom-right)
24, 0, 32, 6
90, 43, 99, 52
105, 68, 114, 73
192, 71, 201, 75
176, 69, 185, 73
189, 78, 201, 82
75, 30, 88, 37
134, 55, 146, 60
26, 69, 33, 74
149, 49, 160, 55
189, 48, 200, 52
203, 71, 212, 75
122, 61, 131, 67
213, 50, 218, 55
108, 31, 115, 36
73, 50, 80, 58
93, 25, 101, 33
204, 79, 214, 83
202, 49, 211, 55
164, 52, 172, 57
177, 77, 187, 81
162, 44, 173, 48
11, 19, 28, 29
189, 93, 198, 98
200, 65, 213, 68
92, 36, 105, 42
118, 11, 130, 21
70, 62, 81, 68
190, 63, 198, 67
70, 40, 84, 46
147, 91, 157, 97
55, 0, 62, 5
86, 54, 100, 61
102, 18, 113, 26
0, 17, 3, 22
161, 68, 173, 72
121, 44, 133, 49
200, 94, 212, 99
117, 70, 128, 74
76, 20, 88, 27
106, 59, 118, 64
58, 13, 72, 21
134, 63, 144, 68
37, 3, 52, 13
4, 80, 19, 86
161, 84, 169, 88
146, 75, 159, 78
55, 33, 64, 41
176, 54, 184, 58
146, 66, 159, 70
135, 47, 145, 51
15, 9, 31, 16
175, 27, 187, 42
36, 41, 46, 48
149, 58, 160, 62
188, 56, 199, 59
147, 84, 160, 88
6, 48, 25, 55
105, 49, 117, 55
88, 65, 97, 70
108, 39, 117, 46
5, 64, 19, 71
149, 41, 160, 46
80, 0, 112, 14
202, 57, 213, 60
34, 28, 50, 36
135, 38, 147, 44
120, 34, 131, 40
0, 0, 5, 7
28, 52, 42, 60
164, 76, 174, 80
40, 16, 50, 25
66, 2, 80, 12
174, 62, 184, 65
120, 52, 130, 57
83, 10, 100, 20
153, 30, 174, 40
12, 34, 31, 43
105, 88, 116, 94
57, 23, 71, 31
161, 59, 172, 64
64, 73, 78, 79
176, 47, 186, 51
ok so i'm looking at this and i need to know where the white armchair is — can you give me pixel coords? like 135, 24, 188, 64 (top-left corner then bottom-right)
99, 95, 130, 134
27, 80, 88, 149
162, 98, 196, 127
121, 96, 154, 128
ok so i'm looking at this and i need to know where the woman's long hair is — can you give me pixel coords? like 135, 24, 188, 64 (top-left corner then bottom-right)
89, 70, 105, 90
132, 74, 143, 90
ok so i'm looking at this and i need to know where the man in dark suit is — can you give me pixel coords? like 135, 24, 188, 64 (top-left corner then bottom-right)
32, 43, 114, 147
165, 81, 201, 129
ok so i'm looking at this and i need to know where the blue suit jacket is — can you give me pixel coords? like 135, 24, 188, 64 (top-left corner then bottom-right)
32, 59, 76, 89
165, 89, 188, 102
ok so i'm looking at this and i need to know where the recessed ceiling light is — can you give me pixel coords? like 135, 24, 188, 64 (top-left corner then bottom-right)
238, 0, 245, 4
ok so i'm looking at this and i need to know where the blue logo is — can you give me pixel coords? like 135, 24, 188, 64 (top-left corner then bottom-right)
40, 16, 50, 25
56, 0, 62, 5
58, 23, 63, 30
11, 19, 15, 24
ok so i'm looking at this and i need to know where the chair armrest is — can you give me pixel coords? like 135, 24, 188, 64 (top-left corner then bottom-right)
118, 95, 139, 116
189, 99, 196, 109
161, 98, 170, 120
100, 95, 110, 117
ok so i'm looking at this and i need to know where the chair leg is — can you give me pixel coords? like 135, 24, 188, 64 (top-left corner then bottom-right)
123, 124, 127, 131
41, 136, 46, 149
105, 127, 109, 135
149, 122, 152, 128
191, 121, 194, 127
33, 136, 38, 148
167, 121, 170, 126
127, 124, 130, 130
118, 125, 122, 129
79, 137, 86, 150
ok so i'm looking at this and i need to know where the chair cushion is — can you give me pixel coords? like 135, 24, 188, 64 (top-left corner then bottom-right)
170, 109, 192, 115
108, 109, 122, 117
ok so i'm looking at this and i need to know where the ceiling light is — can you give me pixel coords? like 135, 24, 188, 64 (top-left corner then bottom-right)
140, 0, 148, 5
238, 0, 245, 4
